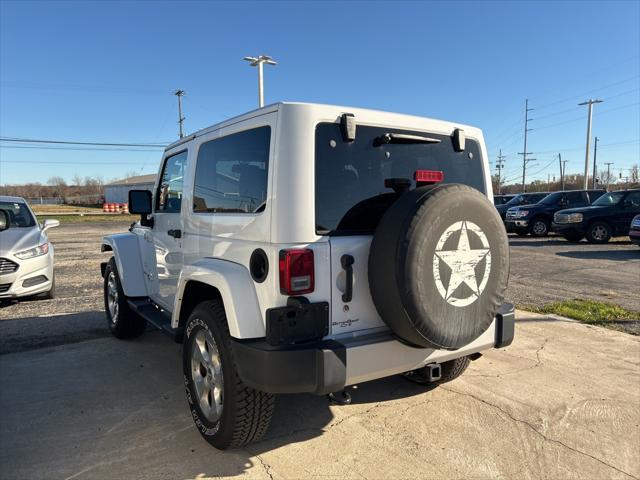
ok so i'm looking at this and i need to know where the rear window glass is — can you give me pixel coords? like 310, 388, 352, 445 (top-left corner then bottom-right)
0, 201, 36, 228
315, 123, 485, 235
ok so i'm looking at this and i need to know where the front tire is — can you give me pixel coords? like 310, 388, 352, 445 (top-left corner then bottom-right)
183, 300, 274, 449
103, 258, 146, 339
586, 221, 612, 244
530, 218, 550, 237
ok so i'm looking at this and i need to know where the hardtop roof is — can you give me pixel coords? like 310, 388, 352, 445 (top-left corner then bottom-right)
164, 102, 480, 152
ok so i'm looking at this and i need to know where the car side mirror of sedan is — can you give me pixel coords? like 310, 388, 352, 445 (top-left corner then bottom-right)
622, 200, 633, 208
42, 219, 60, 232
0, 210, 9, 231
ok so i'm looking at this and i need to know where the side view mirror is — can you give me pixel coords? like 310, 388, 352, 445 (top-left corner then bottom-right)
129, 190, 153, 214
129, 189, 154, 227
623, 200, 634, 208
42, 219, 60, 232
0, 210, 9, 231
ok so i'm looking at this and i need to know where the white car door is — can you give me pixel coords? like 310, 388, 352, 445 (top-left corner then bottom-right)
149, 149, 188, 310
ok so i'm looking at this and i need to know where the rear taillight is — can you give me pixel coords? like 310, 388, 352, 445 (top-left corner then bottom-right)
279, 249, 314, 295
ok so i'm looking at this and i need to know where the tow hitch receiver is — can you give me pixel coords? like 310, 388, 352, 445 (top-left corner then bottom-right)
425, 363, 442, 382
403, 363, 442, 385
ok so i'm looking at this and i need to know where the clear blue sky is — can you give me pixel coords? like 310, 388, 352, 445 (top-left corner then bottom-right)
1, 0, 638, 186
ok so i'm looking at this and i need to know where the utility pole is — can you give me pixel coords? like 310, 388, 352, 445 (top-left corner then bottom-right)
559, 153, 568, 191
174, 89, 185, 139
243, 55, 278, 107
518, 99, 534, 192
496, 149, 506, 194
592, 136, 599, 189
578, 99, 603, 189
604, 162, 614, 189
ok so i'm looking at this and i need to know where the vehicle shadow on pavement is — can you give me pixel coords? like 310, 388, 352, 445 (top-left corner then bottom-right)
508, 239, 569, 247
0, 328, 436, 479
0, 310, 109, 354
556, 249, 640, 261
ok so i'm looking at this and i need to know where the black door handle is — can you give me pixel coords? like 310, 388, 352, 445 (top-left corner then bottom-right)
341, 254, 354, 303
168, 229, 182, 239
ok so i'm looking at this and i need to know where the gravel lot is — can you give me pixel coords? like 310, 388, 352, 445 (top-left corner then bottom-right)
0, 222, 639, 479
508, 236, 640, 313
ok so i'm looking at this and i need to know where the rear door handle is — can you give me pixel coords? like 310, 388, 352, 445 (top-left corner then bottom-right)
167, 229, 182, 239
341, 254, 354, 303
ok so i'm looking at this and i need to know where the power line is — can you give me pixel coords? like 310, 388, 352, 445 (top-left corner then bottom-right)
0, 137, 168, 147
534, 74, 640, 111
0, 160, 158, 165
0, 145, 164, 152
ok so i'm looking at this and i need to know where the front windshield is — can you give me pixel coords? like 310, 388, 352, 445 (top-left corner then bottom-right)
539, 192, 563, 205
504, 194, 524, 206
0, 201, 36, 228
593, 191, 625, 206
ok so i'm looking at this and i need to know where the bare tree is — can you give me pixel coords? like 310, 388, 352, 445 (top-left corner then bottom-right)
47, 176, 67, 187
72, 174, 83, 186
631, 164, 639, 184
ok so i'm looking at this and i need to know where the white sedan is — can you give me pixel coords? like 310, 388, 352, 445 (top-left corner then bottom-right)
0, 196, 59, 300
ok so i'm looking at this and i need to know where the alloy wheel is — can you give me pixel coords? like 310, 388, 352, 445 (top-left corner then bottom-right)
191, 328, 224, 422
107, 272, 119, 323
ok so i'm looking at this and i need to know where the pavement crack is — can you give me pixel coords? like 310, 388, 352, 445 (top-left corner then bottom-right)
441, 386, 638, 480
326, 402, 386, 430
255, 454, 275, 480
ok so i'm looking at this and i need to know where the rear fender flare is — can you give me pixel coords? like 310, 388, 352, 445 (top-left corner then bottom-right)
173, 258, 264, 339
101, 233, 148, 297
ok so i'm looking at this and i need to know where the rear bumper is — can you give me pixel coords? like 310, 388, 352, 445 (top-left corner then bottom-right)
232, 303, 515, 395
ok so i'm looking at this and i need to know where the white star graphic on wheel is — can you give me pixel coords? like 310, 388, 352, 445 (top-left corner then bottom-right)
433, 221, 491, 307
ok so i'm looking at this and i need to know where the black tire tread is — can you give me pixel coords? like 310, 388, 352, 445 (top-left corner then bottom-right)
586, 221, 612, 244
104, 258, 146, 339
191, 300, 274, 449
436, 356, 471, 384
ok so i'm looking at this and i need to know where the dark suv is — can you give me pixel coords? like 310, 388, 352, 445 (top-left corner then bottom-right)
505, 189, 605, 237
495, 192, 548, 222
552, 189, 640, 243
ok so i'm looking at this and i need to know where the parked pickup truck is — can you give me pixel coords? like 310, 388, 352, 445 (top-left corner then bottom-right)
506, 189, 605, 237
494, 192, 548, 222
100, 102, 514, 449
553, 189, 640, 243
630, 215, 640, 246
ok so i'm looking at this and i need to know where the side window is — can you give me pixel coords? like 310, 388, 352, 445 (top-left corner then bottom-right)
157, 150, 187, 212
589, 191, 605, 203
193, 126, 271, 214
626, 191, 640, 206
565, 192, 585, 206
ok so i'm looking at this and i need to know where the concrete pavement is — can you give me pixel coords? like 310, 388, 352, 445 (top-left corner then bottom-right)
1, 311, 638, 480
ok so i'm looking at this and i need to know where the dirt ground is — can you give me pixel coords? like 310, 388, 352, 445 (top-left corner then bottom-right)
0, 222, 639, 479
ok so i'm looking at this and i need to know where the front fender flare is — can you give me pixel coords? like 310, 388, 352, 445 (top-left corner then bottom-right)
173, 258, 264, 339
101, 233, 148, 297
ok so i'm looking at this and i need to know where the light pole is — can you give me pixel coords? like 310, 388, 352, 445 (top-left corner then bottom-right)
243, 55, 278, 107
578, 99, 603, 189
174, 89, 185, 138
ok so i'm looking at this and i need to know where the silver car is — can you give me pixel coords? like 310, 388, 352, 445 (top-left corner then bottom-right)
0, 196, 59, 299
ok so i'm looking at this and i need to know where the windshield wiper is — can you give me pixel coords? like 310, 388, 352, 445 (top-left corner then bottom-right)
374, 133, 442, 147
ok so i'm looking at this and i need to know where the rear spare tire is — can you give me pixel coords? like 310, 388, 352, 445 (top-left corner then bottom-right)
369, 184, 509, 350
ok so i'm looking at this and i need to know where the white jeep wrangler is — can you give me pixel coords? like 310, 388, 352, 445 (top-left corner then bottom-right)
101, 102, 514, 449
